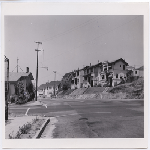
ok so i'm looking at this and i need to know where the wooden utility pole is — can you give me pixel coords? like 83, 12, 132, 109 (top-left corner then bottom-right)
53, 71, 56, 97
5, 56, 9, 120
35, 41, 42, 101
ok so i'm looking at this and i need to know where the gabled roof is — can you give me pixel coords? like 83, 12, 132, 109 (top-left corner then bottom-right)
109, 58, 128, 66
135, 66, 144, 71
6, 72, 34, 82
38, 81, 61, 90
83, 66, 90, 70
63, 72, 73, 78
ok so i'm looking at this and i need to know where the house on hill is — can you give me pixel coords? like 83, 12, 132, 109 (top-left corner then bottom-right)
98, 58, 128, 87
133, 66, 144, 78
38, 81, 61, 97
71, 68, 84, 89
6, 67, 34, 96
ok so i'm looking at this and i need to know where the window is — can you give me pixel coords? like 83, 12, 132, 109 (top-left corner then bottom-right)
116, 74, 118, 78
109, 65, 112, 69
120, 65, 121, 67
104, 68, 107, 71
123, 65, 125, 70
102, 75, 105, 79
135, 71, 137, 74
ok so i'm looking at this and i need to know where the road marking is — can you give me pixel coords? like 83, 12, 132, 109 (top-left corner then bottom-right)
39, 101, 48, 108
42, 103, 47, 108
25, 108, 30, 116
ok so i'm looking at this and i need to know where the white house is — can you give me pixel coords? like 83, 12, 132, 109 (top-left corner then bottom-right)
38, 81, 61, 97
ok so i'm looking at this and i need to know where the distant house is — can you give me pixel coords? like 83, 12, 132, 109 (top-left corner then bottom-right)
38, 81, 61, 97
6, 67, 34, 96
71, 68, 84, 89
133, 66, 144, 77
126, 66, 135, 71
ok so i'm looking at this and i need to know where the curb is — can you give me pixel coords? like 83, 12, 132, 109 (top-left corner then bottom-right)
33, 118, 50, 139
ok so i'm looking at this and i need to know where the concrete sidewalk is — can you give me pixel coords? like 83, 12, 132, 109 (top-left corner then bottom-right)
5, 116, 40, 139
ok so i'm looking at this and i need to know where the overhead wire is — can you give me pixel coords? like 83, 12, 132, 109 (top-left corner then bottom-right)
42, 16, 104, 43
44, 16, 140, 62
40, 16, 140, 79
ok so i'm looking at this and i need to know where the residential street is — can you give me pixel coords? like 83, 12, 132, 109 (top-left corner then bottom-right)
9, 98, 144, 138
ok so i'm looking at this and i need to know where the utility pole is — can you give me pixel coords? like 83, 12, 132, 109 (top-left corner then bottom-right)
35, 41, 42, 101
5, 56, 9, 120
53, 71, 56, 98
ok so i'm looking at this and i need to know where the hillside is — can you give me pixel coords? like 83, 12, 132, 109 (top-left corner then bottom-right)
108, 77, 144, 99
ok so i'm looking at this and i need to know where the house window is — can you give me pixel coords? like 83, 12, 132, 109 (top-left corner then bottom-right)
116, 74, 118, 78
135, 71, 137, 74
104, 68, 107, 71
102, 75, 105, 79
120, 65, 121, 67
109, 65, 112, 69
91, 68, 93, 73
123, 65, 125, 70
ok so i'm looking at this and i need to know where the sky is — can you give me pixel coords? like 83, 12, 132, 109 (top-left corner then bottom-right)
4, 15, 143, 86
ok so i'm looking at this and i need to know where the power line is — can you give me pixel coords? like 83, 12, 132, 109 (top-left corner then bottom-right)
42, 16, 104, 43
44, 16, 140, 62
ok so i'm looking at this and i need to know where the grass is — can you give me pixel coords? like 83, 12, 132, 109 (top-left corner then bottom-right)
8, 116, 40, 139
108, 77, 144, 99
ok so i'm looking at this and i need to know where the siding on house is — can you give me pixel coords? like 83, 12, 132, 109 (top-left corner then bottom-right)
7, 72, 34, 96
133, 66, 144, 77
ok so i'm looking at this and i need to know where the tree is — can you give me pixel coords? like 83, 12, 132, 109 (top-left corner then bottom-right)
126, 70, 134, 82
62, 83, 70, 90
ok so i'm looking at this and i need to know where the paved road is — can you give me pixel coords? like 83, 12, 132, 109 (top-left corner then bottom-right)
8, 98, 144, 138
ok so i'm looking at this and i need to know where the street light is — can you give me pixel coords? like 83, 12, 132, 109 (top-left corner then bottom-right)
35, 42, 42, 101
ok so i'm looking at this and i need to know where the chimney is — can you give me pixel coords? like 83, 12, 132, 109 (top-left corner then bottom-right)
90, 63, 91, 66
26, 67, 29, 73
98, 60, 99, 63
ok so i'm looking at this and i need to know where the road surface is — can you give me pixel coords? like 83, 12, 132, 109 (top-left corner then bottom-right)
8, 98, 144, 138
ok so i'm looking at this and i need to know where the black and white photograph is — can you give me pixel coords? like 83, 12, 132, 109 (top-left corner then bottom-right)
2, 2, 149, 149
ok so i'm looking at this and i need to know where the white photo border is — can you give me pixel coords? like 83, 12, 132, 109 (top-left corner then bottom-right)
1, 2, 149, 149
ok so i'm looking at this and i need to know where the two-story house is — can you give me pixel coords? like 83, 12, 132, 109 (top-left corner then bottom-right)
98, 58, 128, 87
71, 68, 84, 89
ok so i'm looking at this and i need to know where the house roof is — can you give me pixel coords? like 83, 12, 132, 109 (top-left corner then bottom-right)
38, 81, 61, 90
109, 58, 128, 66
135, 66, 144, 71
83, 66, 90, 70
63, 72, 73, 78
6, 72, 34, 82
